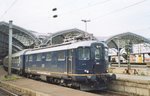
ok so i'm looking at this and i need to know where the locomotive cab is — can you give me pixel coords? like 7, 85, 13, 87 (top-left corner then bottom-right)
91, 43, 108, 74
75, 42, 108, 74
73, 42, 115, 90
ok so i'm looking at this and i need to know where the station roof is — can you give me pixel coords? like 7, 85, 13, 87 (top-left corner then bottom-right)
43, 28, 97, 46
0, 21, 40, 59
106, 32, 150, 49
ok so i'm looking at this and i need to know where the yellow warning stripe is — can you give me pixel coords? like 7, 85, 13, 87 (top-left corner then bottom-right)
26, 69, 101, 76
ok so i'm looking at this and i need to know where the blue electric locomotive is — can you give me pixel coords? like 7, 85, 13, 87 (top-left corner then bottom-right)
3, 40, 115, 90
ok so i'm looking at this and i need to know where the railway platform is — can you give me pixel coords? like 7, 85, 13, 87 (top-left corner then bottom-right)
109, 74, 150, 96
108, 65, 150, 96
1, 66, 150, 96
1, 78, 100, 96
1, 73, 148, 96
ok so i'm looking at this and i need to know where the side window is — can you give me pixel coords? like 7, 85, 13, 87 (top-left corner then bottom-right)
58, 51, 65, 61
105, 48, 108, 60
26, 56, 28, 62
78, 47, 90, 60
68, 50, 72, 60
29, 55, 33, 62
46, 53, 52, 61
36, 54, 41, 61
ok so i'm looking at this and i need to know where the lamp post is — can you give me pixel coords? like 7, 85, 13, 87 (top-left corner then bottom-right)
81, 19, 90, 32
115, 37, 120, 67
8, 20, 13, 76
125, 41, 132, 73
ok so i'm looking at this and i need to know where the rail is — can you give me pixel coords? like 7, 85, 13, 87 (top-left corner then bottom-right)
0, 87, 18, 96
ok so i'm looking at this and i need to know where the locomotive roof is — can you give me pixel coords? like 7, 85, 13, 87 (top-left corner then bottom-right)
4, 49, 29, 58
25, 40, 98, 55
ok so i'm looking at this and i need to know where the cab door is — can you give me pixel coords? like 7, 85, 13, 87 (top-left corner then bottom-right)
91, 43, 106, 73
66, 50, 73, 74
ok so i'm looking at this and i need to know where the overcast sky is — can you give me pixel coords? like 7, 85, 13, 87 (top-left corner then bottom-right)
0, 0, 150, 38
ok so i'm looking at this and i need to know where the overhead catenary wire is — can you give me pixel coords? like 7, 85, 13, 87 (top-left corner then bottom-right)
58, 0, 111, 17
0, 0, 18, 20
92, 0, 147, 21
133, 27, 150, 32
68, 0, 148, 32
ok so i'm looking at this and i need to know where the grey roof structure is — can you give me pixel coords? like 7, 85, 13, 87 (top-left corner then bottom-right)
106, 32, 150, 49
43, 28, 97, 46
0, 21, 40, 59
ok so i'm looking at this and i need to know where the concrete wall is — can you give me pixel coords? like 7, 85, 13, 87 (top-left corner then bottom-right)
108, 79, 150, 96
109, 67, 150, 76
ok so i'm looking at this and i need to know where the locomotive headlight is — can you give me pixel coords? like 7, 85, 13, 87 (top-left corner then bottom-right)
84, 70, 89, 73
106, 69, 109, 73
87, 70, 89, 73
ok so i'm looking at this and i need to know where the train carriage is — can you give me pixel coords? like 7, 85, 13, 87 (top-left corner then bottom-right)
3, 50, 28, 74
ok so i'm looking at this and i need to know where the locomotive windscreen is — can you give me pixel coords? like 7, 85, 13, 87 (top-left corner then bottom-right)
91, 43, 108, 73
94, 45, 102, 60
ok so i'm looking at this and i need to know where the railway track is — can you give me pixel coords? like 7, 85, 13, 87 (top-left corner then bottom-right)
90, 90, 128, 96
0, 87, 18, 96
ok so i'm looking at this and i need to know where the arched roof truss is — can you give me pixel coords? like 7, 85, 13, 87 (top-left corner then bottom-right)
0, 21, 40, 59
43, 28, 97, 46
106, 32, 150, 49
